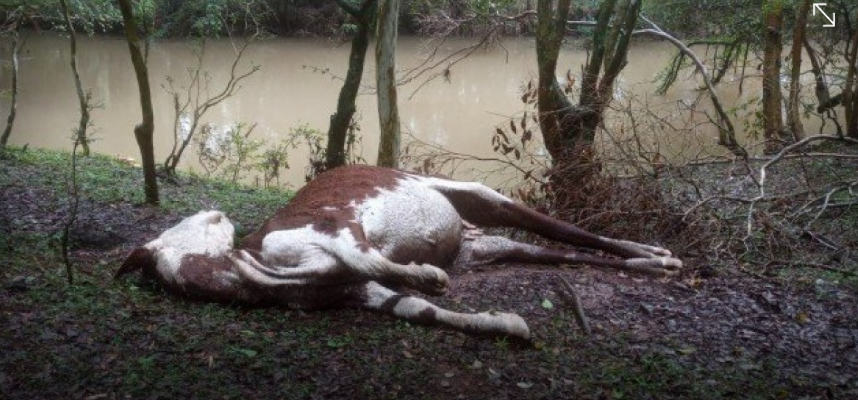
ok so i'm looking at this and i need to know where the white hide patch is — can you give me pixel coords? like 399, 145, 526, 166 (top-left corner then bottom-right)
261, 225, 324, 267
260, 224, 449, 292
354, 174, 463, 265
146, 211, 235, 283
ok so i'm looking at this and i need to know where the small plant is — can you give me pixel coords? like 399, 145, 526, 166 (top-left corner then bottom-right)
195, 122, 264, 184
284, 122, 365, 182
258, 141, 290, 188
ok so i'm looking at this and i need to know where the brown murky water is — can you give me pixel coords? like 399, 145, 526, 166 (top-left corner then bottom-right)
0, 34, 827, 187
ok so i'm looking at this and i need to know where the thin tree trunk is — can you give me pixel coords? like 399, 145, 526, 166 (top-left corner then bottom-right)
60, 0, 91, 156
375, 0, 401, 168
845, 28, 858, 138
763, 0, 784, 154
118, 0, 159, 205
0, 16, 21, 151
326, 0, 375, 170
803, 38, 831, 109
787, 0, 811, 140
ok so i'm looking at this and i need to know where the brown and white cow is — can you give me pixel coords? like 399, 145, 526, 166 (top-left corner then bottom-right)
117, 165, 681, 340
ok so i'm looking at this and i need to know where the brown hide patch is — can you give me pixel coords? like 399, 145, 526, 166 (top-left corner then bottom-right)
241, 165, 403, 251
379, 293, 408, 313
500, 202, 605, 248
436, 185, 507, 228
416, 307, 438, 325
176, 254, 256, 304
115, 247, 157, 279
347, 220, 372, 252
438, 186, 607, 250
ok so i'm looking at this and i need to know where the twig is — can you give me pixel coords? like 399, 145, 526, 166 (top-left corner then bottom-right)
746, 135, 858, 238
401, 131, 545, 183
558, 274, 591, 336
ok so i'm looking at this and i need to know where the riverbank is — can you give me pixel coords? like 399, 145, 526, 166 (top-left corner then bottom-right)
1, 147, 857, 399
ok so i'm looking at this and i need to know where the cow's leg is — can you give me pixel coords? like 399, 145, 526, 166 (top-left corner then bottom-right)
233, 247, 448, 296
255, 227, 450, 295
426, 178, 678, 261
456, 233, 681, 276
319, 230, 450, 296
358, 281, 530, 340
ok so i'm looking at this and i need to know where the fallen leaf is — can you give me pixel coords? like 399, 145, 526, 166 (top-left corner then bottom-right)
541, 299, 554, 310
235, 348, 257, 358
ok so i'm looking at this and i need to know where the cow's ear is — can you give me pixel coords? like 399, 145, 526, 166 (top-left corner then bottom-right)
115, 247, 156, 279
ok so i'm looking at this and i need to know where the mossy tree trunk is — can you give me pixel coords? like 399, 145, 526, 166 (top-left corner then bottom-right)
118, 0, 159, 205
375, 0, 401, 168
763, 0, 785, 154
535, 0, 574, 162
537, 0, 640, 160
535, 0, 640, 209
326, 0, 376, 170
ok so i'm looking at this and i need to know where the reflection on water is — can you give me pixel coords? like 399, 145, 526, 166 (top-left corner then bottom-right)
0, 34, 830, 187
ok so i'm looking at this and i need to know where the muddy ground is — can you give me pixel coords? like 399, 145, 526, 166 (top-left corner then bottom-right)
1, 151, 857, 399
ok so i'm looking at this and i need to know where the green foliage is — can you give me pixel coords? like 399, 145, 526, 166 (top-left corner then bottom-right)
0, 0, 270, 37
0, 0, 126, 34
285, 122, 365, 182
195, 122, 261, 183
157, 0, 274, 37
643, 0, 764, 42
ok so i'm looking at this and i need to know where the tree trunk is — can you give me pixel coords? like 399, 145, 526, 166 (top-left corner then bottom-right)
845, 28, 858, 138
60, 0, 91, 156
326, 0, 376, 170
536, 0, 638, 161
787, 0, 811, 141
375, 0, 401, 168
763, 0, 785, 154
535, 0, 641, 211
0, 15, 21, 151
118, 0, 159, 205
535, 0, 574, 162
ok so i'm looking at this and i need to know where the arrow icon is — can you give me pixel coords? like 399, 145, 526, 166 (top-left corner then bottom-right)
813, 3, 836, 27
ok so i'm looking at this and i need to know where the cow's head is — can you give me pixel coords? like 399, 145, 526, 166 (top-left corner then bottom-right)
116, 210, 236, 284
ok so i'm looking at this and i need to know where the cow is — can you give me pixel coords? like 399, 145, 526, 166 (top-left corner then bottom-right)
116, 165, 681, 340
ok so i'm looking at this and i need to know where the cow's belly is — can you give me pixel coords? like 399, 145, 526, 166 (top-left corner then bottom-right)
355, 181, 463, 268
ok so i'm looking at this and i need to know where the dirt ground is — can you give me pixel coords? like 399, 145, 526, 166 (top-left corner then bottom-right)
2, 155, 858, 399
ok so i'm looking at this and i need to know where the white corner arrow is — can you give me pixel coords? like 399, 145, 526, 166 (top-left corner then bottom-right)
813, 3, 836, 27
